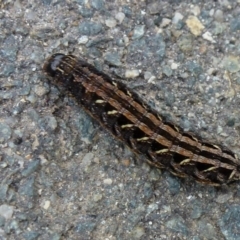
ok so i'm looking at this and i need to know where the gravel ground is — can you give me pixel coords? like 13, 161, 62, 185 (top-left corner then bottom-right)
1, 0, 240, 239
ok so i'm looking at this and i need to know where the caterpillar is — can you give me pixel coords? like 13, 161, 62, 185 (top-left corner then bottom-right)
43, 53, 240, 186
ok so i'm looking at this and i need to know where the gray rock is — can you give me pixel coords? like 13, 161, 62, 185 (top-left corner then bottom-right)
79, 7, 94, 18
219, 205, 240, 240
86, 36, 112, 48
0, 216, 5, 227
165, 174, 181, 195
0, 63, 15, 77
104, 52, 122, 66
162, 65, 173, 77
0, 204, 14, 219
79, 21, 102, 36
12, 99, 28, 115
21, 159, 41, 177
214, 9, 224, 22
50, 233, 61, 240
197, 219, 217, 238
75, 220, 97, 233
1, 35, 18, 61
221, 55, 240, 73
18, 176, 37, 198
23, 231, 40, 240
30, 27, 61, 40
185, 61, 203, 76
230, 18, 240, 32
105, 18, 117, 28
38, 116, 58, 132
122, 5, 132, 17
91, 0, 104, 10
165, 215, 188, 235
0, 184, 8, 201
190, 200, 203, 219
0, 123, 11, 143
177, 34, 193, 53
5, 219, 20, 235
132, 25, 145, 40
147, 2, 162, 15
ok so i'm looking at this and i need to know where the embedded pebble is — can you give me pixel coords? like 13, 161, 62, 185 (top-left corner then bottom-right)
104, 52, 122, 66
219, 206, 240, 240
34, 85, 49, 97
129, 226, 145, 239
105, 18, 117, 28
221, 55, 240, 73
160, 18, 171, 28
115, 12, 125, 24
82, 152, 94, 162
186, 15, 205, 36
165, 215, 188, 235
0, 123, 12, 143
78, 35, 89, 44
12, 99, 27, 115
0, 216, 5, 227
177, 34, 193, 53
0, 204, 14, 219
21, 159, 41, 177
202, 31, 216, 43
125, 69, 140, 78
215, 192, 233, 203
1, 1, 240, 240
132, 25, 145, 40
38, 116, 58, 132
172, 12, 184, 24
79, 7, 94, 18
91, 0, 104, 10
79, 21, 103, 36
42, 200, 51, 210
162, 65, 173, 77
93, 194, 103, 202
103, 178, 113, 185
23, 231, 40, 240
190, 5, 201, 16
197, 220, 217, 239
214, 9, 224, 22
171, 62, 179, 69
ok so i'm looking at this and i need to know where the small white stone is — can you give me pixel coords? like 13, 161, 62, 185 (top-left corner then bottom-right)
171, 62, 179, 70
93, 194, 103, 202
214, 9, 224, 22
190, 5, 201, 16
144, 71, 152, 80
147, 76, 156, 84
209, 9, 215, 17
161, 18, 171, 28
103, 178, 113, 185
125, 69, 140, 78
202, 31, 216, 43
82, 152, 94, 168
172, 12, 183, 24
105, 18, 117, 28
115, 12, 125, 24
123, 35, 129, 44
78, 36, 88, 44
43, 200, 51, 210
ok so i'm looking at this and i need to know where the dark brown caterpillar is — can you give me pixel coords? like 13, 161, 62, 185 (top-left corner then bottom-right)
43, 53, 240, 186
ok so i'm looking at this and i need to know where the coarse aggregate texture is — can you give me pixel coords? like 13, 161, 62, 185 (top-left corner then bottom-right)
1, 0, 240, 239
